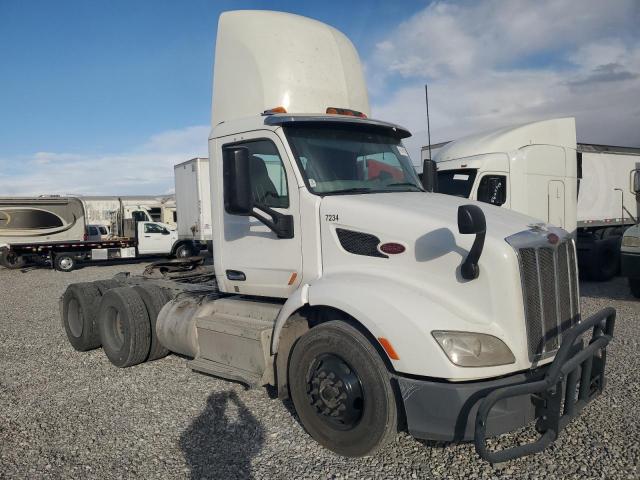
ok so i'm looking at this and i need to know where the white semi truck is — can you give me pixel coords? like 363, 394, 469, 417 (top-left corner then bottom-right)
427, 118, 640, 280
59, 11, 615, 463
174, 157, 212, 252
0, 196, 194, 271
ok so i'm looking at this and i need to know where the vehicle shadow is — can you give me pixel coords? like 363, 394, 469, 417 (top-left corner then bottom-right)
580, 277, 635, 302
180, 390, 265, 480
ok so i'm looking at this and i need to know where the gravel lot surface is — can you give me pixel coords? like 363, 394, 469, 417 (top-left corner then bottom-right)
0, 261, 638, 479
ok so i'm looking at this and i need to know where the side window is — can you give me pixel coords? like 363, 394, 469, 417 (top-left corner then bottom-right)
225, 139, 289, 209
144, 223, 165, 234
88, 226, 98, 235
477, 175, 507, 206
132, 210, 147, 222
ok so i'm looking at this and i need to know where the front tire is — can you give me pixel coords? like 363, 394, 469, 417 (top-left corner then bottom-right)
629, 278, 640, 298
288, 321, 398, 457
175, 243, 194, 259
54, 253, 76, 272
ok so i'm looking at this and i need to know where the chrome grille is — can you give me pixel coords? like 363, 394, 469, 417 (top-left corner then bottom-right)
512, 235, 580, 361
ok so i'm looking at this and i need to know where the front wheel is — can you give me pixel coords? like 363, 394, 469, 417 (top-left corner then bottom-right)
288, 321, 398, 457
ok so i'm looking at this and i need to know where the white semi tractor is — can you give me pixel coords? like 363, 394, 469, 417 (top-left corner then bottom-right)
59, 11, 615, 462
0, 196, 193, 271
426, 118, 640, 280
174, 157, 212, 252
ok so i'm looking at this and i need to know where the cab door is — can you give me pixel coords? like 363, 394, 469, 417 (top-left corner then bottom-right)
138, 222, 172, 254
548, 180, 565, 228
216, 131, 302, 298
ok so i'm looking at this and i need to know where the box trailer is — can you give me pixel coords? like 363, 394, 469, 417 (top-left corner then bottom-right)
59, 10, 614, 463
174, 158, 212, 249
429, 118, 640, 280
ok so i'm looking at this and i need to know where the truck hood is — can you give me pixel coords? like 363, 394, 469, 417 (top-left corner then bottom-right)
317, 191, 559, 368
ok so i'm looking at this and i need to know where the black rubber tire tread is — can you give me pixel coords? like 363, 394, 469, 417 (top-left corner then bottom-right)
0, 250, 26, 269
133, 284, 171, 361
288, 321, 398, 457
93, 279, 125, 295
629, 278, 640, 298
98, 287, 151, 368
61, 282, 103, 351
54, 253, 76, 272
589, 238, 619, 281
175, 243, 193, 259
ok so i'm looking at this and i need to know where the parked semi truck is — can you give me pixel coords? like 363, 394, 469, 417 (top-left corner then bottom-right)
174, 157, 212, 251
0, 196, 195, 271
59, 11, 615, 463
621, 170, 640, 296
427, 118, 640, 280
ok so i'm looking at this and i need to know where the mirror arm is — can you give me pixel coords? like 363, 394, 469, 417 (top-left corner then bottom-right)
460, 231, 485, 280
252, 204, 294, 239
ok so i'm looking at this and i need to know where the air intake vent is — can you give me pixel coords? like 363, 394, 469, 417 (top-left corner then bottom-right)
336, 228, 387, 258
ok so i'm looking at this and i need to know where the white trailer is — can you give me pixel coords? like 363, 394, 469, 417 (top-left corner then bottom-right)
174, 158, 212, 249
59, 11, 615, 463
430, 118, 640, 280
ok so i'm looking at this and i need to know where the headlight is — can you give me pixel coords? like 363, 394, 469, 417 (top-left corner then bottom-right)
622, 236, 640, 248
432, 331, 515, 367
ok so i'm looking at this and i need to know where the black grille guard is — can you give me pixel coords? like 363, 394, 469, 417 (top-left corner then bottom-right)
474, 307, 616, 463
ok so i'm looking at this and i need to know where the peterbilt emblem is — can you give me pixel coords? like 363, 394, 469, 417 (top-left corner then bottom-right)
527, 223, 548, 233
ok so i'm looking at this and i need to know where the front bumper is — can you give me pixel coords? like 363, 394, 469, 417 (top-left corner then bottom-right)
621, 251, 640, 277
397, 307, 616, 463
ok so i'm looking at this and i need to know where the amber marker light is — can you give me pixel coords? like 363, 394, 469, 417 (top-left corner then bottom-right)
378, 337, 400, 360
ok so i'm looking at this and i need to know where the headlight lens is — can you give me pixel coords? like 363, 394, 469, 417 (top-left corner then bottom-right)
432, 331, 515, 367
622, 235, 640, 248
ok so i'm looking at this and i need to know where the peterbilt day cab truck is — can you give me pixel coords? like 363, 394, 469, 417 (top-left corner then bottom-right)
59, 11, 615, 463
428, 119, 640, 281
0, 196, 196, 271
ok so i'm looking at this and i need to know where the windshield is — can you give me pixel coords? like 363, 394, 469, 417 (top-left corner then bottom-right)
284, 125, 422, 195
436, 168, 477, 197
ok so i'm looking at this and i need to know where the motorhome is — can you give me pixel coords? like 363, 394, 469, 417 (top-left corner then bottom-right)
58, 11, 614, 463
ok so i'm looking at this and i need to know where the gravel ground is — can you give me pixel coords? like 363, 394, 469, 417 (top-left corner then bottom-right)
0, 261, 638, 479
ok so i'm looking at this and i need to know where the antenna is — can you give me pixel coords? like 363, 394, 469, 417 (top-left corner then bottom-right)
425, 83, 432, 162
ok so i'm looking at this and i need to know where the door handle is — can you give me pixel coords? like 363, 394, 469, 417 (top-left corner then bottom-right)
226, 270, 246, 281
144, 235, 151, 238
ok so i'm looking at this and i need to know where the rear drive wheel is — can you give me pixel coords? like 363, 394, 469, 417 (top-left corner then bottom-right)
288, 321, 398, 457
61, 282, 103, 351
98, 287, 151, 367
629, 278, 640, 298
133, 284, 171, 361
0, 250, 26, 269
54, 253, 76, 272
588, 239, 619, 281
175, 243, 194, 259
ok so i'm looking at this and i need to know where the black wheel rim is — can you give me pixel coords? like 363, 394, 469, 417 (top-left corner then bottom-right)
306, 353, 364, 430
68, 298, 83, 338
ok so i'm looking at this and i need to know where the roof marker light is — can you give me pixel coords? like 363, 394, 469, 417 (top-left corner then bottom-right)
326, 107, 367, 118
262, 106, 287, 115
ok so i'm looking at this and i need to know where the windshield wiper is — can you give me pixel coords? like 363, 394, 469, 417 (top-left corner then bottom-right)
325, 187, 372, 195
384, 182, 424, 191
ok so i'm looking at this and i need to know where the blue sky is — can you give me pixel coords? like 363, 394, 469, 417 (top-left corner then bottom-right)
1, 0, 638, 195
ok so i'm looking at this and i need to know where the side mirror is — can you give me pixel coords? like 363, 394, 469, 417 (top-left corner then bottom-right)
457, 204, 486, 280
422, 159, 438, 192
223, 147, 253, 215
632, 169, 640, 194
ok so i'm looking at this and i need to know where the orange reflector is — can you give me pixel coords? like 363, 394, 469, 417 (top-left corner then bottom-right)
287, 272, 298, 285
263, 106, 287, 114
326, 107, 367, 118
378, 337, 400, 360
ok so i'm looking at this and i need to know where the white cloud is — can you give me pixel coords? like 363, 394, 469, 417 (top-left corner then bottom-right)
368, 0, 640, 161
0, 125, 209, 196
